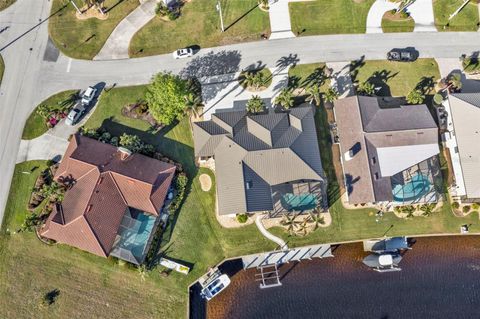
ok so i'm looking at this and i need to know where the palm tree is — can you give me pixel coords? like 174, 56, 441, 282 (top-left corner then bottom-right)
295, 219, 309, 237
241, 72, 256, 89
305, 85, 322, 106
323, 87, 339, 103
419, 203, 436, 217
281, 213, 300, 235
308, 211, 325, 231
184, 93, 203, 119
39, 182, 63, 202
246, 95, 265, 114
274, 88, 294, 109
137, 265, 148, 282
447, 72, 462, 92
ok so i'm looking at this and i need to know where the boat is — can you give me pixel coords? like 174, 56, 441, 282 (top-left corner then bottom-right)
362, 253, 402, 272
199, 267, 231, 300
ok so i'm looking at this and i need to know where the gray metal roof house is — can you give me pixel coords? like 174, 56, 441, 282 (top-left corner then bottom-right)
193, 105, 326, 216
447, 93, 480, 200
334, 96, 441, 205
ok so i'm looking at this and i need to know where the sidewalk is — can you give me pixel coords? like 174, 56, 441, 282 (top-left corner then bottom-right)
94, 0, 158, 60
255, 214, 288, 250
326, 61, 354, 98
366, 0, 400, 34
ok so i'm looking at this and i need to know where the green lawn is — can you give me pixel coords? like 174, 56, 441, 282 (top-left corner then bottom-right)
48, 0, 139, 59
0, 0, 15, 11
1, 85, 274, 318
289, 0, 375, 36
129, 0, 270, 58
381, 13, 415, 33
288, 62, 331, 90
433, 0, 479, 31
22, 90, 79, 140
351, 58, 441, 97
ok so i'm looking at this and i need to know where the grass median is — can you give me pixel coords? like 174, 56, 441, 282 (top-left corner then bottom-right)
48, 0, 139, 60
129, 0, 270, 58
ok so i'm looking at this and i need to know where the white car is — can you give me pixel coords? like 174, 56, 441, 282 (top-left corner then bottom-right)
81, 86, 97, 106
172, 48, 193, 59
200, 274, 231, 300
65, 103, 86, 126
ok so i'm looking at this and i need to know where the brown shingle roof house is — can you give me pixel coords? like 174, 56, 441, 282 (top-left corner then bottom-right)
193, 105, 327, 217
40, 134, 176, 264
334, 96, 441, 205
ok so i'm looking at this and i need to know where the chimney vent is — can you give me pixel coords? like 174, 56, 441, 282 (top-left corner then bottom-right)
118, 147, 132, 161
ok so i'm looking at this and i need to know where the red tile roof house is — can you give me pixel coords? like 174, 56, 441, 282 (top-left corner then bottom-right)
39, 134, 176, 265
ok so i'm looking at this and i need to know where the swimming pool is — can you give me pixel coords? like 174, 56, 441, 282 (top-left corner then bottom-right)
392, 173, 431, 202
281, 193, 318, 211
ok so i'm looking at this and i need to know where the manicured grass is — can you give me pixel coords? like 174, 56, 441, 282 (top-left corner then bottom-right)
381, 12, 415, 33
289, 0, 375, 36
288, 62, 331, 91
433, 0, 479, 31
351, 58, 441, 97
48, 0, 139, 59
0, 0, 15, 11
129, 0, 270, 57
22, 90, 79, 140
1, 85, 275, 317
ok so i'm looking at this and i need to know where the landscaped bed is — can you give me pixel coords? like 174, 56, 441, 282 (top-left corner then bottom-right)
289, 0, 375, 36
381, 10, 415, 33
48, 0, 139, 59
0, 0, 15, 11
129, 0, 270, 58
433, 0, 479, 32
351, 58, 441, 97
238, 68, 272, 91
22, 90, 79, 140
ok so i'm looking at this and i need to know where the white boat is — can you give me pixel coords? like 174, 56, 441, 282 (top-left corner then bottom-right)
363, 253, 402, 272
200, 274, 231, 300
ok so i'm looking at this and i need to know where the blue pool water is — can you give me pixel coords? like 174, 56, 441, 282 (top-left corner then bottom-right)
116, 212, 156, 259
281, 193, 318, 211
392, 173, 431, 202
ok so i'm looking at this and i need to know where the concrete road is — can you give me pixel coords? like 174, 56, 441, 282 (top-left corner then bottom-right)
1, 0, 480, 227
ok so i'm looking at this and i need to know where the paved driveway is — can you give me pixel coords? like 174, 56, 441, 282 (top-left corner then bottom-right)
409, 0, 436, 32
366, 0, 400, 34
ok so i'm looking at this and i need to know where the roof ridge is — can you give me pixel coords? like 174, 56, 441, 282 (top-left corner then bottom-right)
285, 147, 323, 180
77, 215, 109, 256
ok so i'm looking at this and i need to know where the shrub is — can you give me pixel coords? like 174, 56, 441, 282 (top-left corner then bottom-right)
433, 93, 444, 105
452, 202, 460, 209
472, 203, 480, 210
237, 214, 248, 223
406, 89, 425, 105
358, 81, 376, 96
155, 3, 169, 16
390, 9, 397, 14
169, 173, 188, 212
463, 205, 471, 213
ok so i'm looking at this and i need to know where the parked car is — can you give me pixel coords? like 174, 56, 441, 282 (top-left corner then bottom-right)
65, 103, 86, 126
172, 48, 193, 59
81, 86, 97, 106
387, 48, 418, 62
201, 274, 231, 300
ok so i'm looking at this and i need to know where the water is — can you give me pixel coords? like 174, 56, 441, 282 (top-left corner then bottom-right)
392, 173, 431, 202
195, 236, 480, 319
281, 193, 318, 211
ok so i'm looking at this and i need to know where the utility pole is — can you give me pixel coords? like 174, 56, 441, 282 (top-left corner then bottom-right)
70, 0, 82, 15
216, 1, 225, 32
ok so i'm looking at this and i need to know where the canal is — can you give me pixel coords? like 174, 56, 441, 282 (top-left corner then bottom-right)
191, 236, 480, 319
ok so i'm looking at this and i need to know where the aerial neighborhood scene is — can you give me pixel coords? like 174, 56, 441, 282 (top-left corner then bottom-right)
2, 0, 480, 318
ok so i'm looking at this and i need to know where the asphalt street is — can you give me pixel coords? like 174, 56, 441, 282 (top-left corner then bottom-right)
0, 0, 480, 226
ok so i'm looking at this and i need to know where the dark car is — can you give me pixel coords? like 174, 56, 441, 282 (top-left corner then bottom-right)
387, 48, 418, 62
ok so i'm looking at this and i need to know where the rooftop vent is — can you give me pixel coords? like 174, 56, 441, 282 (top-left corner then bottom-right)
118, 147, 132, 161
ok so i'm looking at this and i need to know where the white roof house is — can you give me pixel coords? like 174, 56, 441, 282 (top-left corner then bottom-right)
447, 93, 480, 199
